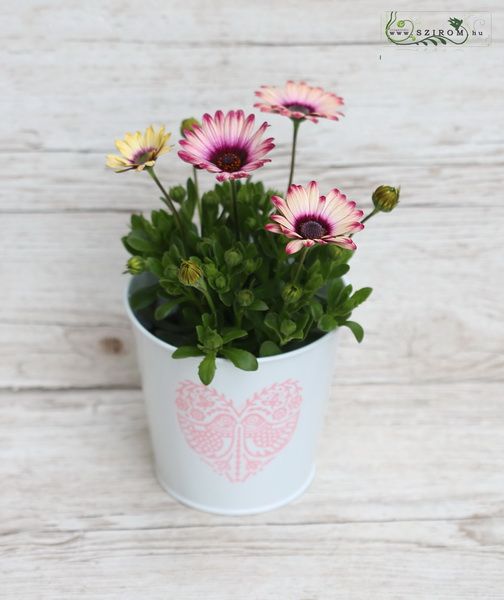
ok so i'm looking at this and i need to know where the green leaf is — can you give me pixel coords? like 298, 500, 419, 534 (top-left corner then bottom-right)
202, 331, 223, 351
305, 273, 324, 291
342, 321, 364, 343
309, 301, 324, 320
126, 232, 157, 253
330, 263, 350, 278
338, 284, 353, 306
181, 177, 197, 221
328, 278, 345, 307
154, 298, 180, 320
292, 313, 309, 339
259, 341, 282, 357
129, 285, 158, 311
264, 312, 280, 333
221, 348, 258, 371
317, 314, 338, 332
201, 313, 214, 328
348, 287, 373, 309
280, 319, 296, 337
308, 258, 321, 274
122, 235, 138, 254
330, 247, 354, 265
172, 346, 204, 359
221, 328, 248, 344
187, 177, 198, 200
145, 257, 164, 278
247, 299, 269, 311
218, 291, 234, 307
130, 213, 145, 229
198, 353, 217, 385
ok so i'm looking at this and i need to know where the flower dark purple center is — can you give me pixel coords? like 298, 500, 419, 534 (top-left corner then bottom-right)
284, 103, 314, 115
297, 218, 327, 239
130, 146, 156, 164
212, 148, 247, 172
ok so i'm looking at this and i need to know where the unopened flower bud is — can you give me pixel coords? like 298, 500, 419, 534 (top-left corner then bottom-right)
372, 185, 400, 213
205, 331, 223, 351
180, 117, 201, 137
224, 249, 242, 268
214, 275, 228, 291
282, 283, 302, 304
237, 289, 254, 307
244, 258, 261, 273
169, 185, 186, 203
126, 256, 145, 275
178, 259, 203, 286
203, 262, 218, 278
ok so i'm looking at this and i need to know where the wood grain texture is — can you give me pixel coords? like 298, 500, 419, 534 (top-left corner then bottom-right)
5, 0, 503, 47
2, 1, 504, 597
4, 44, 504, 162
2, 156, 503, 213
2, 383, 504, 598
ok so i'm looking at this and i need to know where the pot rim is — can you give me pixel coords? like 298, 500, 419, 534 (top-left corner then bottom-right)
124, 276, 336, 365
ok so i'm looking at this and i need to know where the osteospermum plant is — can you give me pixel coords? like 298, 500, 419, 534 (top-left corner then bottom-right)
108, 82, 400, 385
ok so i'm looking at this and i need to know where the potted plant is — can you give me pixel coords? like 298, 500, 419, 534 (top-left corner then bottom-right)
107, 81, 400, 515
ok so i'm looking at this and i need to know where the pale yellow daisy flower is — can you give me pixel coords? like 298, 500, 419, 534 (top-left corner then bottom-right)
106, 126, 172, 172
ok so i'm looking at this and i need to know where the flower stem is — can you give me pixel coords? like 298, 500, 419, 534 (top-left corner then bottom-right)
293, 246, 309, 284
197, 281, 219, 325
287, 119, 301, 193
361, 207, 380, 225
230, 179, 240, 241
193, 167, 202, 231
147, 167, 185, 235
349, 207, 380, 240
235, 306, 244, 329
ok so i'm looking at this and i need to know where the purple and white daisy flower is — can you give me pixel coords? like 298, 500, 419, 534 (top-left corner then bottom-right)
265, 181, 364, 254
178, 110, 275, 182
254, 81, 344, 123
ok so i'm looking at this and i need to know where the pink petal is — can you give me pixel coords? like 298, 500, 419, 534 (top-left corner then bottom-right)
270, 214, 295, 230
216, 172, 233, 182
285, 184, 310, 218
306, 180, 321, 213
285, 239, 305, 254
228, 171, 250, 180
178, 109, 274, 178
265, 223, 282, 233
270, 195, 296, 221
326, 236, 357, 251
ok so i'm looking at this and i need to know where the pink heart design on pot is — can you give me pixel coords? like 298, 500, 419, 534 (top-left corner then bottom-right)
175, 379, 303, 483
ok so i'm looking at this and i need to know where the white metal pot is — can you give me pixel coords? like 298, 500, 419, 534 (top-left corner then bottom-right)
125, 276, 337, 515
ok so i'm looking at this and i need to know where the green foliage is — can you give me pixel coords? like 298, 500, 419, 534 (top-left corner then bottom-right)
125, 179, 373, 385
198, 353, 216, 385
220, 348, 258, 371
172, 346, 204, 358
341, 321, 365, 343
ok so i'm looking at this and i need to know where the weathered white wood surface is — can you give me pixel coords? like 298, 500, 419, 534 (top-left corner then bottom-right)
1, 0, 504, 597
2, 383, 504, 598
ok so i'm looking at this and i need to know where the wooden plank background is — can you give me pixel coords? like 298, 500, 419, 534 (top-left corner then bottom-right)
1, 2, 504, 598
